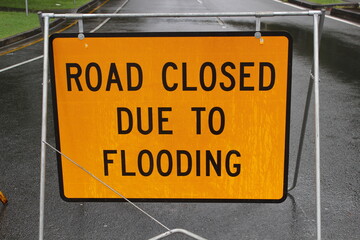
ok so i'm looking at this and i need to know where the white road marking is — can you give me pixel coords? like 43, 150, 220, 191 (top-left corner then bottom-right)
272, 0, 307, 10
195, 0, 226, 28
0, 55, 43, 73
325, 14, 360, 28
90, 0, 129, 33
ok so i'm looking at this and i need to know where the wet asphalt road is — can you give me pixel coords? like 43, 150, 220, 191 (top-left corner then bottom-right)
0, 0, 359, 239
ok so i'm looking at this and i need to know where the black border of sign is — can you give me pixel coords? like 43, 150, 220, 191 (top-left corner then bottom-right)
49, 31, 292, 203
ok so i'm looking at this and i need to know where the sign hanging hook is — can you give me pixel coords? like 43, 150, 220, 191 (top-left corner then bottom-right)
255, 16, 264, 44
78, 19, 85, 40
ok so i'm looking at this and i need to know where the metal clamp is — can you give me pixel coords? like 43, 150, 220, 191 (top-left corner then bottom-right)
78, 19, 85, 40
254, 17, 264, 44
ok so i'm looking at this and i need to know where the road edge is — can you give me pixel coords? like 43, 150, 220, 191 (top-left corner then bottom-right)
288, 0, 360, 23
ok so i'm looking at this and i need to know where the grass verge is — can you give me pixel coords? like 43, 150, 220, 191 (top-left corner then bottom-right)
0, 0, 90, 11
0, 11, 40, 39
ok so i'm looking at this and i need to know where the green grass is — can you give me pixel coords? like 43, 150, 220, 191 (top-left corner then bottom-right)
0, 0, 92, 40
0, 11, 40, 39
0, 0, 90, 11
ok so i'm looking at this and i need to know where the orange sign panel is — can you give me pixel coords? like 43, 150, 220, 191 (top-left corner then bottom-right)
50, 32, 292, 202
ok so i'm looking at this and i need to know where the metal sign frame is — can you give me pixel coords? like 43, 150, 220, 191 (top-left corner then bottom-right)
39, 10, 324, 240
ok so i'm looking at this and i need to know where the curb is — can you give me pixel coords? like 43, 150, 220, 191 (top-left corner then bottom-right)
288, 0, 359, 9
331, 7, 360, 23
288, 0, 360, 23
288, 0, 326, 9
0, 0, 104, 50
0, 18, 64, 48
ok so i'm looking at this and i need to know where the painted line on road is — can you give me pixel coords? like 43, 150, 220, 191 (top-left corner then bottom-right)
273, 0, 360, 28
0, 55, 43, 73
0, 38, 44, 57
90, 0, 129, 33
325, 15, 360, 28
273, 0, 307, 10
195, 0, 226, 28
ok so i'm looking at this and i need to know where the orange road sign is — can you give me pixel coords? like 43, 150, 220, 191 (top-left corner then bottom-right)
50, 32, 292, 202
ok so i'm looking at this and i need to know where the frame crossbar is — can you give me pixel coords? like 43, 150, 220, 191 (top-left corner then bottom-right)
42, 10, 321, 19
39, 10, 323, 240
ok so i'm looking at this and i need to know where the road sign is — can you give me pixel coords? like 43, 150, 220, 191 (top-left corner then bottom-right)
50, 32, 292, 202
